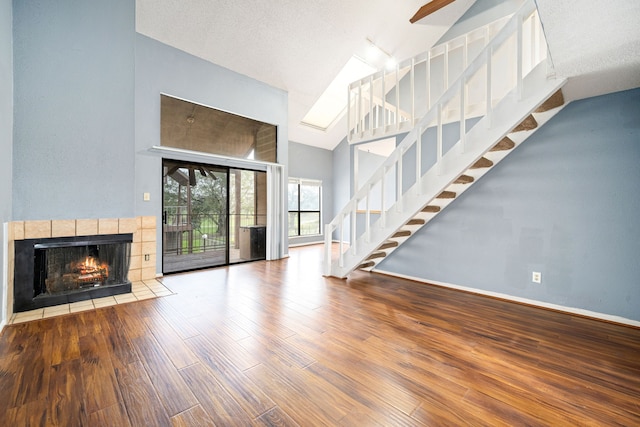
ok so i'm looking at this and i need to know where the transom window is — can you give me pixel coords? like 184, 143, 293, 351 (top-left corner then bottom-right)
288, 178, 322, 237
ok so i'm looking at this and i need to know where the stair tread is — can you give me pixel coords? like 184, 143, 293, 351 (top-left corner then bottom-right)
512, 114, 538, 132
470, 157, 494, 169
359, 261, 375, 269
454, 174, 474, 184
406, 218, 426, 225
437, 191, 456, 199
535, 89, 564, 112
490, 137, 515, 152
367, 252, 386, 260
392, 230, 412, 238
378, 241, 399, 250
422, 205, 441, 213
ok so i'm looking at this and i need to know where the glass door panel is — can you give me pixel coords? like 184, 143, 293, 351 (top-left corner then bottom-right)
229, 168, 267, 263
162, 160, 228, 273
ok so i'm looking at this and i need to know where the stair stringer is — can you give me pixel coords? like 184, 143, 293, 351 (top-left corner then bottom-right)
329, 64, 566, 278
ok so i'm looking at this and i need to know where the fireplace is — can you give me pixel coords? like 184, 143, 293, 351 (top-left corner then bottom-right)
14, 233, 133, 312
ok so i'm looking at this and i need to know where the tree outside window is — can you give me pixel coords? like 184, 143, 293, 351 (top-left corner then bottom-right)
288, 179, 321, 237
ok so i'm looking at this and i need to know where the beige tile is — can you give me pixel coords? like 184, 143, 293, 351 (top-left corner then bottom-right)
93, 296, 117, 308
141, 267, 157, 281
129, 255, 142, 271
136, 216, 142, 231
51, 219, 76, 238
141, 228, 156, 243
128, 268, 142, 283
141, 253, 156, 267
70, 304, 95, 314
153, 290, 173, 297
118, 218, 138, 234
132, 229, 142, 243
12, 312, 44, 324
144, 280, 169, 293
76, 219, 98, 236
44, 304, 70, 313
98, 218, 119, 235
10, 221, 25, 241
131, 281, 147, 291
24, 220, 52, 239
141, 216, 156, 229
13, 308, 44, 321
114, 293, 138, 304
70, 300, 95, 309
43, 305, 70, 318
134, 291, 156, 301
130, 242, 142, 257
141, 242, 156, 257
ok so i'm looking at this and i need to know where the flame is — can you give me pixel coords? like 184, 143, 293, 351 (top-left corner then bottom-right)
75, 256, 109, 277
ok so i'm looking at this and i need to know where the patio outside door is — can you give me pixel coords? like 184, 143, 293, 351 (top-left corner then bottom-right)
162, 160, 267, 274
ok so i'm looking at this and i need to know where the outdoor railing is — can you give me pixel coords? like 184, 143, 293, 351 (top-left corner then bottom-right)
163, 208, 265, 254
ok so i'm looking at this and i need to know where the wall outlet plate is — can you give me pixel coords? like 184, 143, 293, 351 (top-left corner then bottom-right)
532, 271, 541, 283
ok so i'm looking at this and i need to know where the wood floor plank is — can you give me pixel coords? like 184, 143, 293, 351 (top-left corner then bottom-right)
88, 402, 132, 427
132, 333, 199, 417
4, 398, 49, 427
179, 362, 252, 426
115, 360, 171, 427
170, 404, 215, 427
79, 332, 121, 415
184, 334, 275, 418
48, 359, 88, 427
255, 407, 301, 427
142, 313, 199, 370
98, 307, 139, 370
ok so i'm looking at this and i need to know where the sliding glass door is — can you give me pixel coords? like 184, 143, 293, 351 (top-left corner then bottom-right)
162, 160, 266, 274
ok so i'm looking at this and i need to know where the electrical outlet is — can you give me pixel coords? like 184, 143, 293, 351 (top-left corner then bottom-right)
532, 271, 541, 283
143, 192, 150, 201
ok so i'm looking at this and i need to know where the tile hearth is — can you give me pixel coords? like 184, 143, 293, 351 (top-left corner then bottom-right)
8, 279, 173, 325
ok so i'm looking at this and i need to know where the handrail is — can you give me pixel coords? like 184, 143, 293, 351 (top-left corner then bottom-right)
347, 13, 513, 143
325, 0, 547, 276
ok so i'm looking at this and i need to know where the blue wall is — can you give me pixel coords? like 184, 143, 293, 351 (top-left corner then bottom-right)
378, 88, 640, 321
135, 34, 289, 271
288, 141, 333, 245
1, 0, 13, 325
12, 0, 135, 220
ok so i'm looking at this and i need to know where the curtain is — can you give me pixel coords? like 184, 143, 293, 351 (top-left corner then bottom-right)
266, 164, 287, 260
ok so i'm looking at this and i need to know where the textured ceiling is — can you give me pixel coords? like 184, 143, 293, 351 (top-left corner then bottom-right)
536, 0, 640, 101
137, 0, 640, 151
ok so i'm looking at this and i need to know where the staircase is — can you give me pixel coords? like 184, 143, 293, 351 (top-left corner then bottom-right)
324, 0, 567, 278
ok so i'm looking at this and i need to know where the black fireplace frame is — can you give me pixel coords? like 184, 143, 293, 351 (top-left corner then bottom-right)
14, 233, 133, 312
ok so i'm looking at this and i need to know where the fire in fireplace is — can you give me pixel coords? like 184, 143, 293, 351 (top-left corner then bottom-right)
14, 234, 133, 312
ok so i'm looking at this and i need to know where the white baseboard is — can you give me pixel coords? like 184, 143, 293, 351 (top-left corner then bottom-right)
288, 241, 323, 248
374, 268, 640, 328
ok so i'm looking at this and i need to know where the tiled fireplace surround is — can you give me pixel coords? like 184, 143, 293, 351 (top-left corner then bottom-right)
5, 216, 171, 324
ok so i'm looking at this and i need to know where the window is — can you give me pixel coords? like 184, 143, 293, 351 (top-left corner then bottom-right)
288, 178, 322, 237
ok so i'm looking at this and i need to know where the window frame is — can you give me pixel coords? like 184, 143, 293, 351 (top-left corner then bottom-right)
288, 178, 322, 237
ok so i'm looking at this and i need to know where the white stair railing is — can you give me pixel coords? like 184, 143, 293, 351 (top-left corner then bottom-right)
347, 14, 512, 144
326, 0, 549, 277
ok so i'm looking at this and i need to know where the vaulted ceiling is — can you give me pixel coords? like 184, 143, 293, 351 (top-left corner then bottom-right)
137, 0, 640, 151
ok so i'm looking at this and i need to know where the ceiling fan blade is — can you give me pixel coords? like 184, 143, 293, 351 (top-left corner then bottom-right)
410, 0, 456, 23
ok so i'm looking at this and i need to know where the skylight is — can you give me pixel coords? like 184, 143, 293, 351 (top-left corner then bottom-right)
301, 56, 376, 131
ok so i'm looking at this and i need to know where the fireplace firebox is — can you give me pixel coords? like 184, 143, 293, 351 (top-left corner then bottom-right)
14, 234, 133, 312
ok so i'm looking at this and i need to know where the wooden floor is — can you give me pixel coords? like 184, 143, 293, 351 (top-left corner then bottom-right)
1, 245, 639, 426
